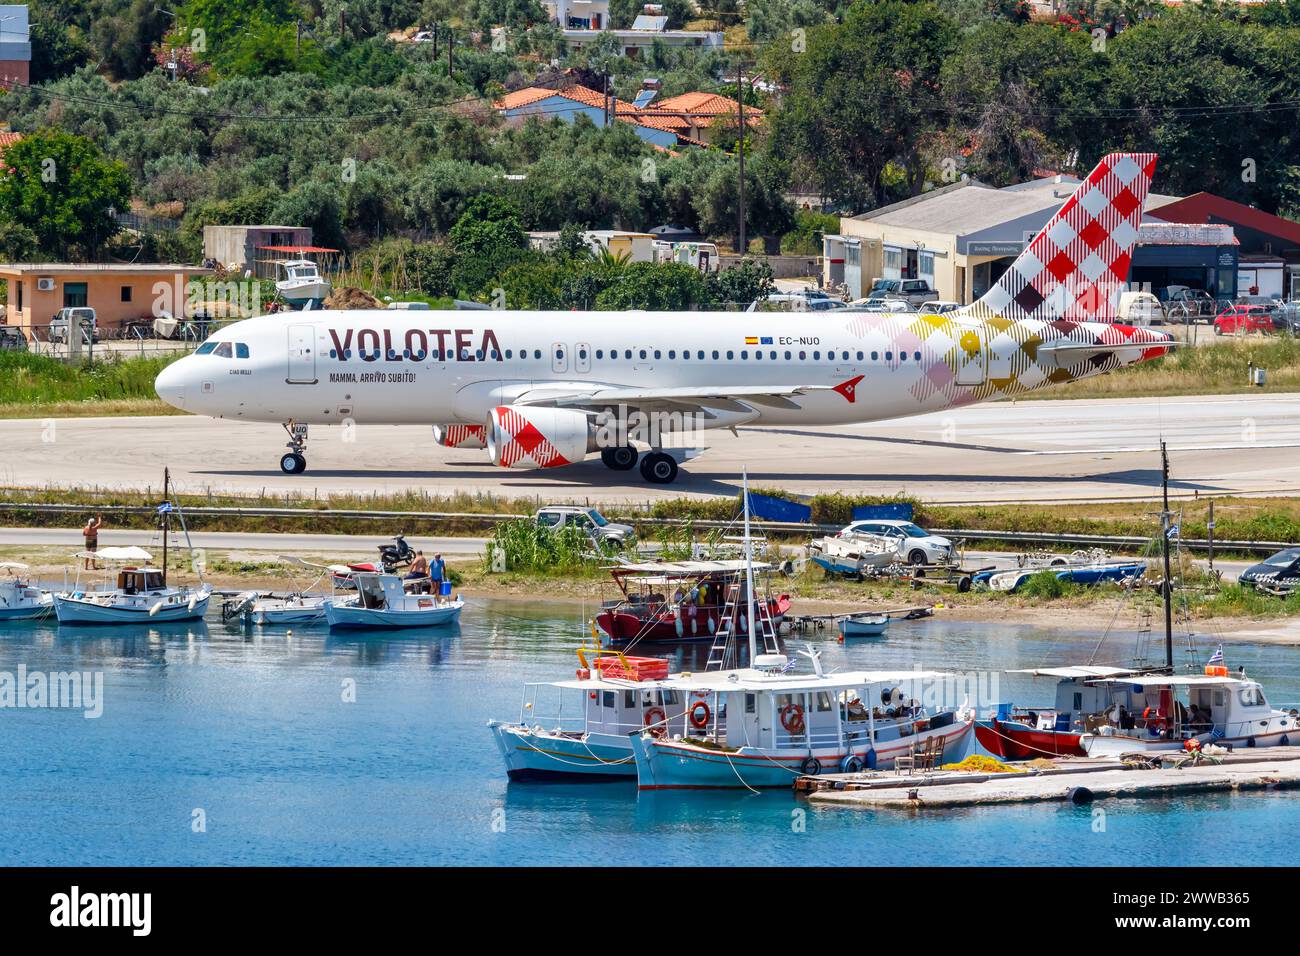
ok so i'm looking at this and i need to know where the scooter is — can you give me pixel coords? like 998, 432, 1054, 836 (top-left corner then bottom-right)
377, 533, 415, 573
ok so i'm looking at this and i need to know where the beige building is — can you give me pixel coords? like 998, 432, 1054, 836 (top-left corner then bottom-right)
825, 176, 1183, 303
0, 262, 213, 335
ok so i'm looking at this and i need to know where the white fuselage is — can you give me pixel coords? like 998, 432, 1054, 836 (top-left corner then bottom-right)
155, 309, 1163, 431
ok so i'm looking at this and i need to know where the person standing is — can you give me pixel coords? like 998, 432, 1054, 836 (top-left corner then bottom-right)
431, 553, 446, 595
82, 513, 103, 570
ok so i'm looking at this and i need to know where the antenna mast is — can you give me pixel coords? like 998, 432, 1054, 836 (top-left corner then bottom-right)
1160, 442, 1173, 673
742, 468, 756, 667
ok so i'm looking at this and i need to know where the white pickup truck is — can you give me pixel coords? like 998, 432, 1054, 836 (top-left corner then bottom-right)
49, 307, 99, 344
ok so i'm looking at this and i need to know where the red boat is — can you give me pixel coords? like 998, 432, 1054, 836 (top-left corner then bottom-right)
594, 560, 792, 644
975, 666, 1138, 760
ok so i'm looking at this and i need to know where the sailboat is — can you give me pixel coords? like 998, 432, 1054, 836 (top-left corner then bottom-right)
53, 470, 212, 625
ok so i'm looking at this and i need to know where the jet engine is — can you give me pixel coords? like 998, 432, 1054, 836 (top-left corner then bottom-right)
433, 424, 487, 450
486, 406, 595, 470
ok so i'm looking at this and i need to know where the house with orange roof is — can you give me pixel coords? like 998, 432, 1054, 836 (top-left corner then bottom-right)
0, 5, 30, 88
495, 85, 681, 149
637, 91, 763, 145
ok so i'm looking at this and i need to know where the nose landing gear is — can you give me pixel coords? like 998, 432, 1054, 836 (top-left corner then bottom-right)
280, 421, 308, 474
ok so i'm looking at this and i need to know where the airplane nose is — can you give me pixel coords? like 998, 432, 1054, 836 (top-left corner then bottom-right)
154, 361, 188, 411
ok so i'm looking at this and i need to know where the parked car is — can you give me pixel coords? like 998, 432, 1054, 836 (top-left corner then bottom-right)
1239, 296, 1288, 330
1213, 304, 1277, 335
1239, 548, 1300, 592
807, 298, 851, 311
837, 518, 953, 566
49, 307, 99, 344
0, 326, 27, 351
1117, 291, 1166, 325
868, 278, 937, 307
919, 300, 962, 315
749, 290, 832, 312
853, 299, 913, 313
1161, 287, 1218, 323
535, 506, 636, 548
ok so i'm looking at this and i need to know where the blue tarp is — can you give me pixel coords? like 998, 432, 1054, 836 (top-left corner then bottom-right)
746, 493, 812, 524
851, 503, 914, 522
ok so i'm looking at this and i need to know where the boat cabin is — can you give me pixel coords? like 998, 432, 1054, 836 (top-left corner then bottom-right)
1089, 672, 1285, 741
521, 653, 691, 740
276, 259, 323, 283
116, 567, 166, 594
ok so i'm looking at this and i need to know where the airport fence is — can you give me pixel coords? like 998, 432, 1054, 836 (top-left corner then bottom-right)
0, 500, 1287, 555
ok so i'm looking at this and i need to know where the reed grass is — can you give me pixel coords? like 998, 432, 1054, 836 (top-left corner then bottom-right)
0, 351, 183, 416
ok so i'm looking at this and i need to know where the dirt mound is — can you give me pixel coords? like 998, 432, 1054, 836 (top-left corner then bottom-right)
324, 287, 381, 310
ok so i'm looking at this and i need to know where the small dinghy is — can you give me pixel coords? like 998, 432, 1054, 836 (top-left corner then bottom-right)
838, 612, 890, 639
324, 571, 463, 629
808, 531, 902, 579
0, 562, 54, 621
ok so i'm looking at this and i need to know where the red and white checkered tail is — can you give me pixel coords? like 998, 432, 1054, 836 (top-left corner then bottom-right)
968, 153, 1157, 323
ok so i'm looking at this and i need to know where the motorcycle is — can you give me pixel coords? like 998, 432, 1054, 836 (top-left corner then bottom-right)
377, 533, 416, 573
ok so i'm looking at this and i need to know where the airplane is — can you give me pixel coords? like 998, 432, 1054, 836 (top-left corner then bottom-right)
154, 152, 1174, 484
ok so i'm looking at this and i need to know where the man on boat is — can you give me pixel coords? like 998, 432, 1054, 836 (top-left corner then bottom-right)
405, 551, 430, 592
82, 514, 103, 570
431, 554, 446, 593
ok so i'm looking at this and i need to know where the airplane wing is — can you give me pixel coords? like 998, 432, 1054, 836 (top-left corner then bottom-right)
509, 382, 852, 414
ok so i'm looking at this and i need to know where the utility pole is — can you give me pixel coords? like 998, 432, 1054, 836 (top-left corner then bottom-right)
339, 9, 346, 37
1160, 441, 1174, 673
736, 60, 746, 256
432, 23, 439, 58
447, 29, 453, 77
295, 18, 301, 58
603, 72, 610, 126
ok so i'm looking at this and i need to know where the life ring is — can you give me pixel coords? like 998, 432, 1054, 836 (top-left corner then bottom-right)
800, 756, 822, 776
780, 702, 806, 734
689, 699, 711, 729
644, 707, 667, 738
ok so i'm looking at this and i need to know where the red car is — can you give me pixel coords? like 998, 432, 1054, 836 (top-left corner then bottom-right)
1214, 304, 1277, 335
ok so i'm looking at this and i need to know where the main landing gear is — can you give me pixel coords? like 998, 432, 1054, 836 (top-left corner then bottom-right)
599, 446, 679, 483
280, 421, 308, 474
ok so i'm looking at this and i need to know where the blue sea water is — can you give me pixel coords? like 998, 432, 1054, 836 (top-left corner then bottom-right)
1, 600, 1298, 866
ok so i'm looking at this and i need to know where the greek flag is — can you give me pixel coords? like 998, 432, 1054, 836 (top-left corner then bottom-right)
1208, 645, 1224, 665
1166, 523, 1180, 539
156, 502, 174, 514
780, 657, 798, 673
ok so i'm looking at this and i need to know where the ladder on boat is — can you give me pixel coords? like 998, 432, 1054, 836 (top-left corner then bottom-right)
705, 581, 781, 671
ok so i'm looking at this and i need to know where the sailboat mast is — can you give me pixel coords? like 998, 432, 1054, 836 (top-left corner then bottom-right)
742, 468, 757, 667
162, 466, 170, 588
1160, 442, 1173, 673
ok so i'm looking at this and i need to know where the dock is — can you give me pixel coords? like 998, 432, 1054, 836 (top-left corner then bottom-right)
796, 748, 1300, 810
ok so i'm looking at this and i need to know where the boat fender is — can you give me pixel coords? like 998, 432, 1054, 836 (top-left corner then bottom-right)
1067, 786, 1094, 805
1282, 734, 1290, 746
865, 749, 877, 770
1247, 736, 1256, 748
675, 615, 683, 638
840, 754, 864, 773
688, 700, 711, 730
148, 600, 164, 617
800, 757, 822, 776
708, 616, 716, 634
187, 593, 198, 612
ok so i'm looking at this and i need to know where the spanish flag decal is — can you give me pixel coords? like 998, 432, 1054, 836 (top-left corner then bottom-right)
744, 336, 759, 345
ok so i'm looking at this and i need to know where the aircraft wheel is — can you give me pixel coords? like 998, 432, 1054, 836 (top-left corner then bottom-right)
601, 446, 638, 471
280, 452, 306, 474
639, 452, 678, 484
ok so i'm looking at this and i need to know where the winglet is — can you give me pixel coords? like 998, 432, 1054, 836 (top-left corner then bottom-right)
965, 153, 1157, 323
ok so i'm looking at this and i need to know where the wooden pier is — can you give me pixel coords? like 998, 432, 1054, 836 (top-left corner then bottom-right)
796, 748, 1300, 810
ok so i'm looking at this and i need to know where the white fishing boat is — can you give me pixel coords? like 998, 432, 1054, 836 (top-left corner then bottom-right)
323, 571, 463, 629
274, 259, 331, 307
808, 531, 903, 579
489, 650, 679, 780
53, 548, 212, 625
0, 562, 54, 621
1078, 655, 1300, 757
838, 612, 890, 638
226, 590, 332, 625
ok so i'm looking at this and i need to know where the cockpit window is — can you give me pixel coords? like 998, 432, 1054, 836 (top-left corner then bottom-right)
195, 342, 217, 355
214, 342, 233, 358
235, 343, 249, 359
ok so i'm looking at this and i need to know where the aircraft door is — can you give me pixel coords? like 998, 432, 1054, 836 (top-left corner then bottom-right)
955, 327, 986, 386
551, 342, 568, 374
287, 324, 317, 384
575, 342, 591, 374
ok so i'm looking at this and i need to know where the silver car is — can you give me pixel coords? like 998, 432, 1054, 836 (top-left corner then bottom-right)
535, 506, 637, 547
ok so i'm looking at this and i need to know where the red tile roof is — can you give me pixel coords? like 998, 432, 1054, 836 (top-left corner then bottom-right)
0, 131, 22, 153
651, 92, 763, 119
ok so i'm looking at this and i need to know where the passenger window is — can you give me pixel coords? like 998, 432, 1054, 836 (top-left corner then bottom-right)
698, 351, 705, 360
595, 349, 603, 359
534, 349, 541, 359
857, 351, 864, 360
712, 350, 719, 360
740, 350, 748, 359
799, 351, 806, 360
654, 350, 661, 359
668, 350, 676, 359
813, 351, 820, 360
639, 349, 646, 359
900, 351, 907, 362
885, 351, 893, 361
871, 351, 879, 361
914, 351, 921, 361
784, 351, 791, 360
726, 350, 733, 360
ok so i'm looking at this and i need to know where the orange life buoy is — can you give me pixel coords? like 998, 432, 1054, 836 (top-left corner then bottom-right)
780, 702, 806, 734
689, 699, 711, 729
644, 706, 667, 738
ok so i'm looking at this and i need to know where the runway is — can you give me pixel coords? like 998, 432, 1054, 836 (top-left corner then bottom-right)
2, 392, 1298, 504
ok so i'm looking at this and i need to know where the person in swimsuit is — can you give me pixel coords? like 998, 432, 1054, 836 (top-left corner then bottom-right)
83, 514, 103, 570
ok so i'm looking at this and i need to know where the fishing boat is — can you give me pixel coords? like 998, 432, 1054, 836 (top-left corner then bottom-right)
323, 571, 462, 629
226, 590, 332, 625
629, 649, 974, 790
0, 562, 54, 621
808, 531, 903, 579
593, 560, 791, 643
974, 665, 1139, 759
489, 649, 682, 781
274, 259, 332, 307
838, 612, 890, 639
53, 548, 212, 624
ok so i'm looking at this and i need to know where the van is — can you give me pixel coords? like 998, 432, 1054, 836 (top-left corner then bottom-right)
49, 307, 99, 343
1117, 291, 1165, 326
